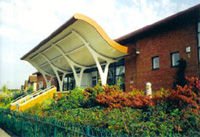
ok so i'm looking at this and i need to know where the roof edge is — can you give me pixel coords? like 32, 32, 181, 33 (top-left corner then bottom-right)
74, 13, 128, 53
116, 3, 200, 43
21, 13, 128, 60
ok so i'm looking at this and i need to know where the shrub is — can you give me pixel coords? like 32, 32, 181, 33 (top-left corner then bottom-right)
22, 81, 200, 136
96, 86, 154, 109
167, 77, 200, 110
83, 84, 104, 107
173, 58, 187, 88
67, 87, 85, 108
50, 87, 85, 111
27, 86, 34, 94
25, 99, 54, 116
0, 93, 12, 108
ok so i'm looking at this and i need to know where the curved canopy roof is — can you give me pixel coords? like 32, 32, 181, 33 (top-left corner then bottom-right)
21, 13, 128, 76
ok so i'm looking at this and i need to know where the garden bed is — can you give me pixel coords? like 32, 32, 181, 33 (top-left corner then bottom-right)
1, 77, 200, 136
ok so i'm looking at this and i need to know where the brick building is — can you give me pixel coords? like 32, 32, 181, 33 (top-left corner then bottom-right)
117, 4, 200, 91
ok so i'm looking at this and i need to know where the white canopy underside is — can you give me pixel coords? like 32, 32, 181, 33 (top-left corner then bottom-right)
23, 14, 127, 77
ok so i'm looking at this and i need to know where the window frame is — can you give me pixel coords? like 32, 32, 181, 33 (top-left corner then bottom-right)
170, 51, 180, 67
152, 56, 160, 70
92, 76, 97, 87
63, 75, 75, 90
115, 65, 125, 90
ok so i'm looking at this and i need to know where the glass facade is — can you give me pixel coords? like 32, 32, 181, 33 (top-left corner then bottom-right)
115, 65, 125, 90
107, 67, 115, 85
63, 76, 75, 91
107, 60, 125, 90
63, 59, 125, 91
91, 71, 98, 87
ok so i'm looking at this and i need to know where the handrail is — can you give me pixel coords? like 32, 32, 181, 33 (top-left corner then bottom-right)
11, 94, 27, 104
11, 89, 43, 104
11, 86, 53, 106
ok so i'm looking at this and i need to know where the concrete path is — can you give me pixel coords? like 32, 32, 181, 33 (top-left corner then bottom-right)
0, 128, 10, 137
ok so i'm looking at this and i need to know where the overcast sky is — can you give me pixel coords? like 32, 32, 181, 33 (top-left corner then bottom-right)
0, 0, 199, 89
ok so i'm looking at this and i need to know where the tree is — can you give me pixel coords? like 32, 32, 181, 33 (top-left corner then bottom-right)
2, 85, 8, 93
173, 58, 187, 88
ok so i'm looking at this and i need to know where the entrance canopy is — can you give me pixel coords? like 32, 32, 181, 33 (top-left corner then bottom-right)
21, 13, 128, 91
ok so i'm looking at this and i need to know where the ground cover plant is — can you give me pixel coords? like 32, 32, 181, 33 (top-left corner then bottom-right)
23, 77, 200, 136
1, 77, 200, 136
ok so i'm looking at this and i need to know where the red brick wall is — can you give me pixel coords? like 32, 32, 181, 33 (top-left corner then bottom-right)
125, 21, 199, 91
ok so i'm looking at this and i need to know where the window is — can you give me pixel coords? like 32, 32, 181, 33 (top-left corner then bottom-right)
38, 81, 43, 89
92, 76, 97, 86
171, 52, 180, 67
63, 76, 75, 90
152, 56, 159, 70
89, 59, 125, 90
91, 71, 98, 87
198, 22, 200, 62
115, 66, 125, 90
107, 67, 115, 85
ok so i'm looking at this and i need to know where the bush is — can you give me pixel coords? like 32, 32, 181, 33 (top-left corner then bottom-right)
167, 77, 200, 111
50, 87, 85, 111
25, 99, 54, 116
22, 78, 200, 136
0, 93, 12, 108
96, 86, 154, 109
27, 86, 34, 94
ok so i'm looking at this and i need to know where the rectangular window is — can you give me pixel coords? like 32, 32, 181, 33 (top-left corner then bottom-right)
115, 66, 125, 90
92, 76, 97, 86
38, 81, 43, 89
171, 52, 180, 67
199, 48, 200, 62
91, 71, 98, 87
107, 67, 115, 85
152, 56, 159, 70
63, 76, 75, 90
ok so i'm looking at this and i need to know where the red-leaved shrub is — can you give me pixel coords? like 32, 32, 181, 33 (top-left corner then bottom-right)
96, 86, 154, 109
167, 77, 200, 110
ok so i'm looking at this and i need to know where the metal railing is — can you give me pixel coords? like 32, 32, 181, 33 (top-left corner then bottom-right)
0, 108, 129, 137
11, 86, 53, 105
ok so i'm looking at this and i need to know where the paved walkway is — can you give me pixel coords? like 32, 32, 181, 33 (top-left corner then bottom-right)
0, 128, 11, 137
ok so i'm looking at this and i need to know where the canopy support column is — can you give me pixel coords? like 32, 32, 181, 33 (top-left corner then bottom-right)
72, 30, 115, 85
54, 45, 86, 87
40, 54, 67, 91
94, 57, 111, 85
86, 47, 112, 85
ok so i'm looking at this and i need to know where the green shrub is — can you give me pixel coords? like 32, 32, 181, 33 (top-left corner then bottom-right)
0, 88, 13, 108
49, 87, 85, 111
21, 81, 200, 136
27, 86, 34, 94
25, 99, 54, 116
0, 94, 12, 108
83, 84, 104, 107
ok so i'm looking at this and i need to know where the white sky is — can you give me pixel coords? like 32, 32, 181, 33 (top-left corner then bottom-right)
0, 0, 199, 89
